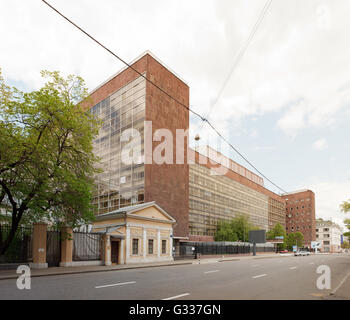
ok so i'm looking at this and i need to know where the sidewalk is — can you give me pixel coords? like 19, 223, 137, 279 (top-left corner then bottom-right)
0, 252, 289, 280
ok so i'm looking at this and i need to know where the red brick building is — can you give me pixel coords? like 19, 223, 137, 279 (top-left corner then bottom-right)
282, 190, 316, 247
81, 51, 313, 246
188, 147, 286, 241
81, 51, 189, 242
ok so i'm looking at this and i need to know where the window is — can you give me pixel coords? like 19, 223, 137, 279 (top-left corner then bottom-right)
132, 239, 139, 255
162, 240, 167, 254
148, 239, 154, 254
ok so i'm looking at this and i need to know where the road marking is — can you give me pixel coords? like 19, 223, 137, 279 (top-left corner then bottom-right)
252, 274, 267, 279
290, 266, 297, 270
309, 262, 315, 265
95, 281, 136, 289
330, 270, 350, 295
162, 293, 190, 300
251, 264, 260, 267
204, 270, 220, 274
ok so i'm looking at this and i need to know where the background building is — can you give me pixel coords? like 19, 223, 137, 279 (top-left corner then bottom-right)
282, 190, 316, 247
316, 219, 342, 253
82, 51, 189, 242
188, 147, 286, 241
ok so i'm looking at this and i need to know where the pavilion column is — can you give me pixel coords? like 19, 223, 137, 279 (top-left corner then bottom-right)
103, 234, 111, 266
169, 233, 173, 258
119, 239, 124, 264
157, 229, 161, 258
125, 227, 130, 263
143, 228, 147, 258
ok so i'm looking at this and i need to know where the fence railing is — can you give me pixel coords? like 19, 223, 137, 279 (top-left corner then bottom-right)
73, 232, 102, 261
0, 224, 33, 264
175, 241, 274, 259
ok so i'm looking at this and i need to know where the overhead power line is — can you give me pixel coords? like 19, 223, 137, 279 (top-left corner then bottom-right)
199, 0, 273, 130
41, 0, 287, 194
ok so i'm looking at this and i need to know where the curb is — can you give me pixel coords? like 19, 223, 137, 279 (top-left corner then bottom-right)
0, 261, 194, 281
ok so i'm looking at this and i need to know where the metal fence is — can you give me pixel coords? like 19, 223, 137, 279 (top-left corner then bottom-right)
46, 229, 61, 267
73, 232, 102, 261
175, 241, 274, 259
0, 224, 33, 264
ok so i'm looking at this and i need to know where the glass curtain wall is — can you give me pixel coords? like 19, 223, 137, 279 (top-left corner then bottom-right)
89, 75, 146, 215
189, 163, 269, 237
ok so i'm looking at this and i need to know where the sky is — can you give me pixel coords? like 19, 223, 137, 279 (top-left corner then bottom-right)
1, 0, 349, 230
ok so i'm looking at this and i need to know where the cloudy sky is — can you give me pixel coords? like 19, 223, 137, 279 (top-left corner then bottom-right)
1, 0, 349, 229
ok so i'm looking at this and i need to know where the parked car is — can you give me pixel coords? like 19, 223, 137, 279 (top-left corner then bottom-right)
279, 250, 289, 254
294, 249, 310, 256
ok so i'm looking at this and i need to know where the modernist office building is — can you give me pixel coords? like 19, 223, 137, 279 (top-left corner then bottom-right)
188, 147, 286, 241
81, 51, 190, 242
83, 51, 288, 243
282, 190, 316, 247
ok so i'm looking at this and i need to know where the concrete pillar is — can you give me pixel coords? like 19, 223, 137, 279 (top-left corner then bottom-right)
103, 234, 111, 266
125, 227, 130, 263
169, 233, 173, 258
30, 223, 48, 269
59, 227, 73, 267
120, 239, 124, 264
157, 229, 161, 258
143, 228, 147, 258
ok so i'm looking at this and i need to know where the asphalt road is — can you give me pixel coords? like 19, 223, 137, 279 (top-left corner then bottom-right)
0, 253, 349, 300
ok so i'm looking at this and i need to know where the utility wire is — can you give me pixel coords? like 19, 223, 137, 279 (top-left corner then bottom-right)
41, 0, 287, 194
198, 0, 273, 131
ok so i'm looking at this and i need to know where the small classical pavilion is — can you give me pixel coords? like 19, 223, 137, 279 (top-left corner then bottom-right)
92, 202, 176, 265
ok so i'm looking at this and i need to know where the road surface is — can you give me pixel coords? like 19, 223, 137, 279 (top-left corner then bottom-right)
0, 253, 349, 300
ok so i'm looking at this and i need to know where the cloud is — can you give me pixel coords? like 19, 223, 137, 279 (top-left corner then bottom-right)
312, 138, 328, 151
1, 0, 349, 138
298, 180, 350, 232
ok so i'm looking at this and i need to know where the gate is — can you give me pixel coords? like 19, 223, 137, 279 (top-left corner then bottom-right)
46, 230, 61, 267
73, 232, 102, 261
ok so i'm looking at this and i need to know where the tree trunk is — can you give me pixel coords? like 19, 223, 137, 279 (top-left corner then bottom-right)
0, 222, 19, 256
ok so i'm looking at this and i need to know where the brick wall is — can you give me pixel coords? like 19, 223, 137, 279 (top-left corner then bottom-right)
144, 54, 189, 238
282, 190, 316, 247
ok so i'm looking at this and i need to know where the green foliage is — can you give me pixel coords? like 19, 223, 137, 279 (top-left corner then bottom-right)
285, 232, 304, 250
266, 223, 287, 250
341, 241, 350, 249
344, 219, 350, 232
0, 68, 101, 255
215, 214, 259, 242
341, 200, 350, 213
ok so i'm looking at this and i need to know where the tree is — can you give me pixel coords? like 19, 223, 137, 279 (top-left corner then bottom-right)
343, 219, 350, 238
215, 220, 238, 242
341, 199, 350, 213
0, 69, 101, 256
215, 214, 259, 242
285, 232, 304, 250
266, 223, 287, 250
341, 241, 350, 249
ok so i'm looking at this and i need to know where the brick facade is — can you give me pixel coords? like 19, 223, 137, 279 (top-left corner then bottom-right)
144, 55, 189, 239
282, 190, 316, 247
81, 52, 189, 239
189, 149, 286, 237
